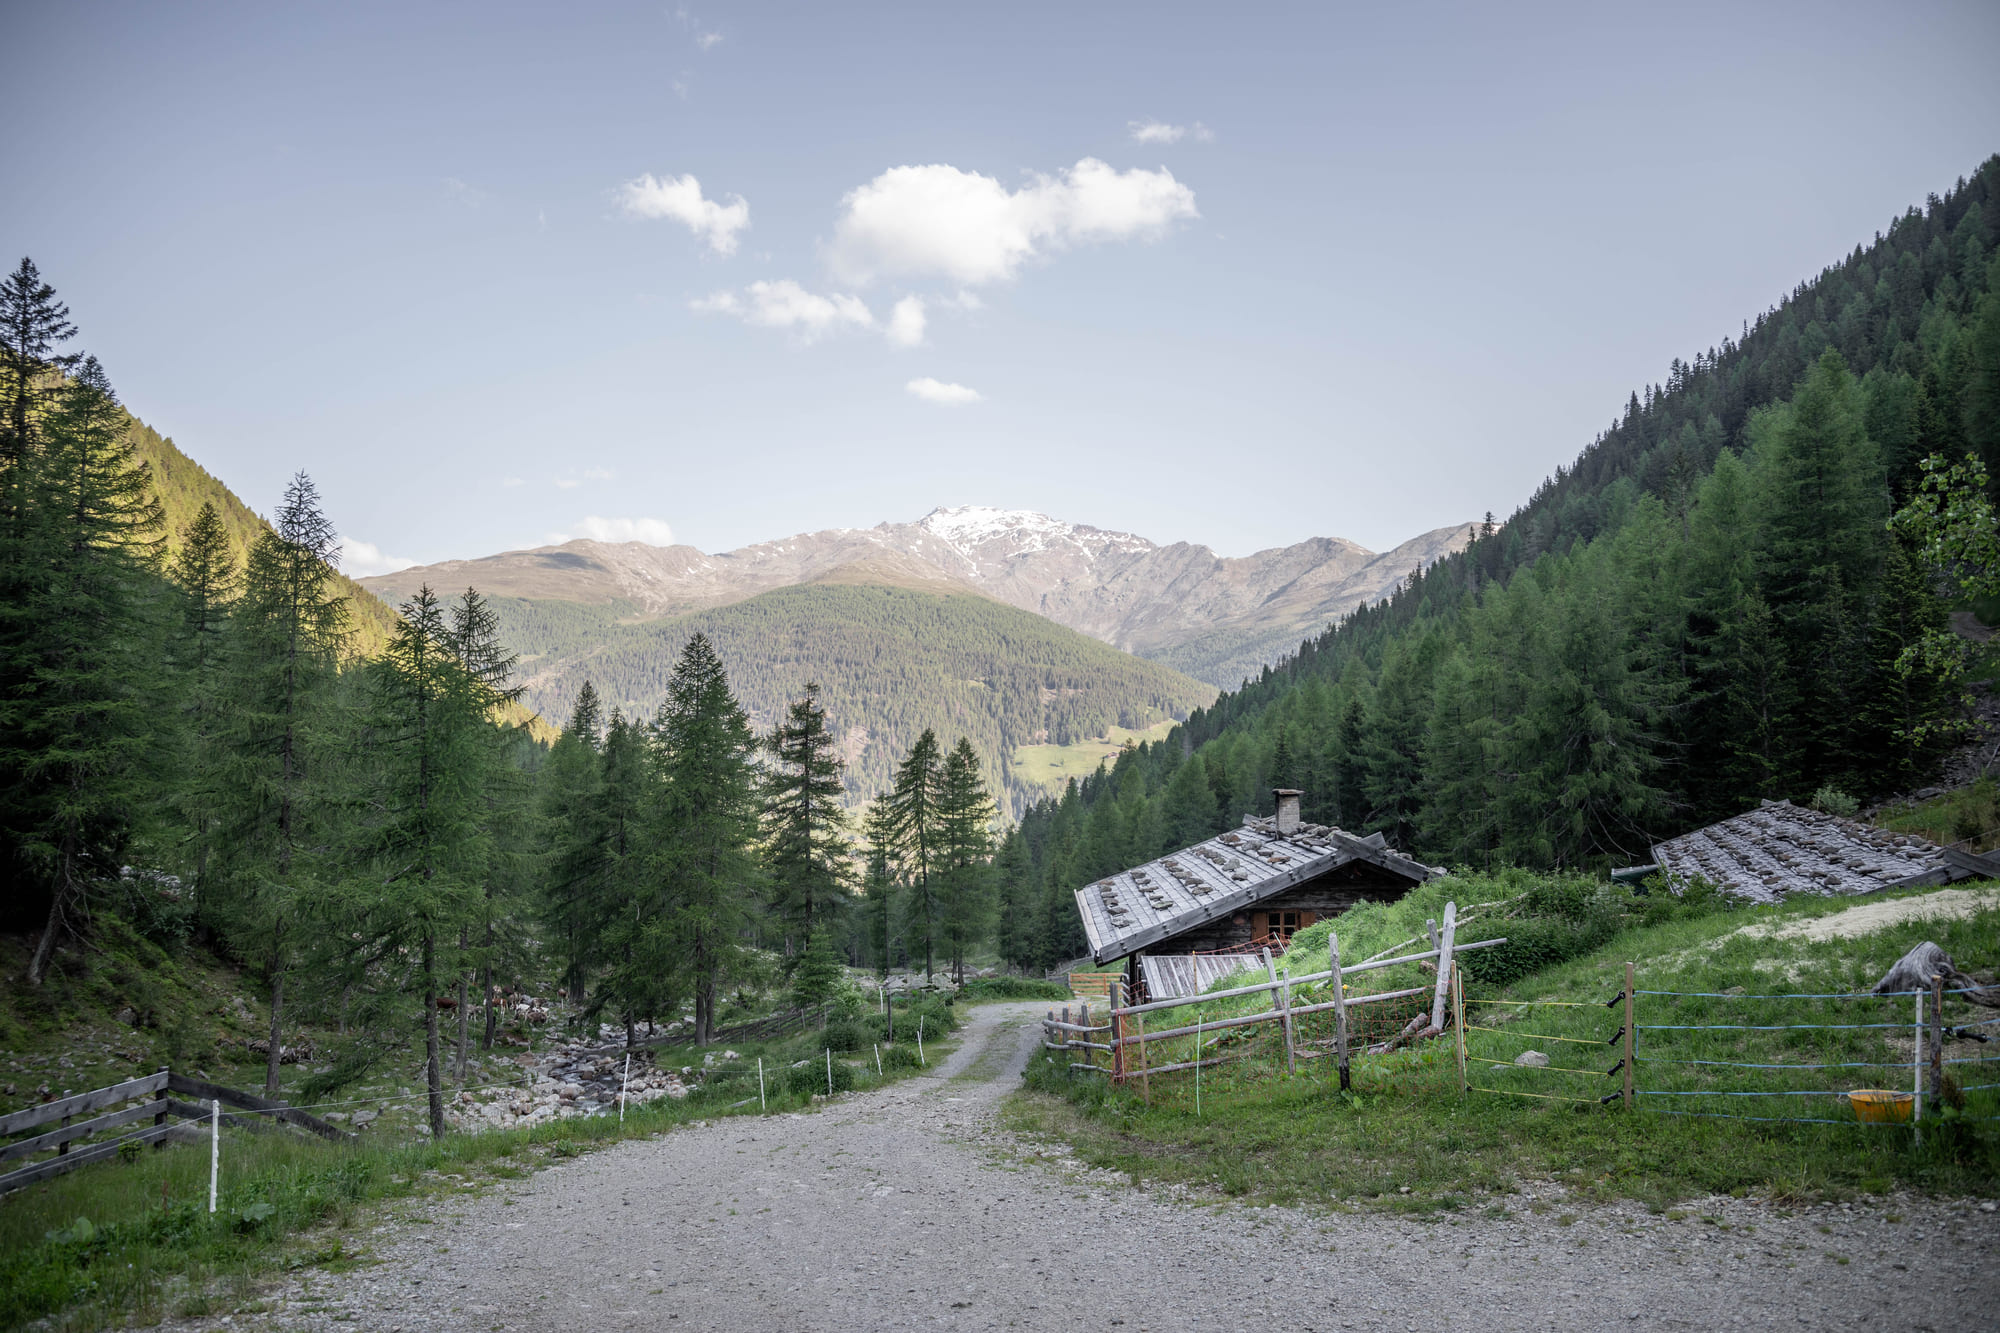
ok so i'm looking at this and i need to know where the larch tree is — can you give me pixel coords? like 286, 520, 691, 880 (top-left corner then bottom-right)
216, 471, 350, 1092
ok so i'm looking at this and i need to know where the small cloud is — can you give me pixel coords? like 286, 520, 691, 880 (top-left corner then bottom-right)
555, 478, 583, 490
885, 296, 926, 348
501, 476, 526, 488
1128, 120, 1186, 145
443, 176, 491, 208
1192, 122, 1215, 143
338, 536, 417, 577
672, 75, 691, 100
573, 516, 675, 545
906, 377, 982, 406
696, 30, 724, 50
618, 172, 749, 254
583, 467, 614, 480
692, 279, 878, 342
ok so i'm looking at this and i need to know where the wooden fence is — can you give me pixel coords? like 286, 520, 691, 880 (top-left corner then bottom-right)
0, 1070, 351, 1196
1043, 901, 1503, 1098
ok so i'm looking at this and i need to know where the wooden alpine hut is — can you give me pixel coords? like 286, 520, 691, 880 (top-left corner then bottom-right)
1073, 790, 1441, 1001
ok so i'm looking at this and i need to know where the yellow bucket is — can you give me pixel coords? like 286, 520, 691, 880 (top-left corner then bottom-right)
1848, 1089, 1915, 1124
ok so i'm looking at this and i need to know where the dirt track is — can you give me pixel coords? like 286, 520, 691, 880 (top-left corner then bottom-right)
219, 1000, 1996, 1332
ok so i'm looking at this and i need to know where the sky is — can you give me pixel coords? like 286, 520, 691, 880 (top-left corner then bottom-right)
7, 2, 2000, 575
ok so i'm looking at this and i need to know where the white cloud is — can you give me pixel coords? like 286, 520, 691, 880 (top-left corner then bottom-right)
554, 478, 583, 490
826, 158, 1198, 286
1193, 122, 1215, 143
696, 30, 723, 50
443, 176, 490, 207
672, 75, 691, 100
338, 537, 417, 578
569, 516, 676, 545
693, 280, 877, 341
617, 172, 749, 255
885, 296, 926, 348
501, 476, 526, 488
906, 377, 982, 406
1128, 120, 1184, 144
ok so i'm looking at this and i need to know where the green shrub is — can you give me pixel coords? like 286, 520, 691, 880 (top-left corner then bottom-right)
880, 1043, 923, 1070
822, 1017, 879, 1053
896, 995, 958, 1038
785, 1056, 856, 1097
1810, 784, 1860, 817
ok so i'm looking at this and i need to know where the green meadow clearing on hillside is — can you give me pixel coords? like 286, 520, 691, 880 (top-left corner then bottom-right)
1009, 879, 2000, 1212
1008, 720, 1179, 794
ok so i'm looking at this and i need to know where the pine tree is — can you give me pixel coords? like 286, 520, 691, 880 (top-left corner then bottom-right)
787, 927, 846, 1016
879, 729, 943, 978
594, 711, 675, 1045
762, 682, 854, 952
992, 827, 1041, 972
538, 688, 607, 1008
651, 633, 760, 1046
214, 471, 350, 1092
0, 257, 79, 535
933, 737, 995, 985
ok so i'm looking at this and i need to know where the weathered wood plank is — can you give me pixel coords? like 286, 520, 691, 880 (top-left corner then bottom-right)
0, 1071, 168, 1138
1330, 931, 1351, 1092
1110, 937, 1508, 1017
0, 1121, 179, 1195
1429, 902, 1459, 1032
165, 1074, 350, 1142
0, 1098, 163, 1163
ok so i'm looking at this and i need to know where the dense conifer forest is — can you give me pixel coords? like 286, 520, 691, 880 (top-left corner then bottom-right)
992, 156, 2000, 973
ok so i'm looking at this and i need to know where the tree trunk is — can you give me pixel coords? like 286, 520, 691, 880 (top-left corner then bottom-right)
25, 883, 69, 986
454, 925, 469, 1083
423, 929, 445, 1137
265, 956, 285, 1094
480, 917, 497, 1051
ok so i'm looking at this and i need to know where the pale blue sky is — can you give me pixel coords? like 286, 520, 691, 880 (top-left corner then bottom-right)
8, 2, 1999, 573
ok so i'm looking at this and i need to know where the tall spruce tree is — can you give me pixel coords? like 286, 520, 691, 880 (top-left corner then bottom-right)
6, 358, 166, 983
879, 728, 943, 978
762, 682, 854, 953
651, 633, 760, 1046
167, 502, 238, 898
933, 737, 995, 985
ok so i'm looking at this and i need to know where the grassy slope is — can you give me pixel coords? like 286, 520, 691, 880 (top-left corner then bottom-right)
1009, 879, 2000, 1213
1008, 720, 1179, 796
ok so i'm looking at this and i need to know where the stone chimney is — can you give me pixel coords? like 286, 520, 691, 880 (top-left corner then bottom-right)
1273, 789, 1303, 836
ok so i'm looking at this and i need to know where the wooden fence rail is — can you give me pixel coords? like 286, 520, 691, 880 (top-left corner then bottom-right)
0, 1069, 352, 1197
1039, 902, 1503, 1094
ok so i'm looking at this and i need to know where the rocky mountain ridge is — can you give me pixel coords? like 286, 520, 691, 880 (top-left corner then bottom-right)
361, 507, 1476, 687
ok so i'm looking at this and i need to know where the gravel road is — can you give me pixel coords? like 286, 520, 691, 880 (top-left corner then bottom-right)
214, 1000, 1996, 1332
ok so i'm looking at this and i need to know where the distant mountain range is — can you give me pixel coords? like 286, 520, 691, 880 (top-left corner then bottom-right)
362, 507, 1474, 689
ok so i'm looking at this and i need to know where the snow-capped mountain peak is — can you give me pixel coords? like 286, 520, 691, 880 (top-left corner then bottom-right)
915, 506, 1152, 559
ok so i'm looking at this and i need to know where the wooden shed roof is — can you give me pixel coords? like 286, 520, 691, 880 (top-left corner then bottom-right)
1649, 800, 1956, 904
1073, 814, 1439, 965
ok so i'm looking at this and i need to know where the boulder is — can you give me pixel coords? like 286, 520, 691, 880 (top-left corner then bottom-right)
1514, 1050, 1550, 1068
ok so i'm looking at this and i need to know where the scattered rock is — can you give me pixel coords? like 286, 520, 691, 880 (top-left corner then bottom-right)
352, 1109, 378, 1127
1515, 1050, 1551, 1068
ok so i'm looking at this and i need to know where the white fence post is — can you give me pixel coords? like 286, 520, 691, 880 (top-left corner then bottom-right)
208, 1098, 219, 1214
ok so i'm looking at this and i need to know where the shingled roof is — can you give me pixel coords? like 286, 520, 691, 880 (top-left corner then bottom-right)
1073, 814, 1440, 965
1650, 799, 1952, 904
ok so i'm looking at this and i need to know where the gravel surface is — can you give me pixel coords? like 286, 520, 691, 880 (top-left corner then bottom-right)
199, 1001, 1996, 1332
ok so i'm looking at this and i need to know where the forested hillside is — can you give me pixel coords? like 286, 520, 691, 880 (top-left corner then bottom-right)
991, 156, 2000, 972
496, 583, 1217, 813
121, 409, 402, 655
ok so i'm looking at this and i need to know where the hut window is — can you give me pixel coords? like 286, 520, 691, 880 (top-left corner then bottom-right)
1268, 911, 1303, 942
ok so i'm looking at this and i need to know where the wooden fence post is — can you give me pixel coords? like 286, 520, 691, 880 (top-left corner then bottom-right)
1930, 974, 1945, 1114
1452, 961, 1466, 1096
1262, 948, 1295, 1076
1136, 1010, 1151, 1106
1623, 962, 1636, 1111
1080, 1003, 1092, 1075
1061, 1005, 1071, 1075
152, 1068, 170, 1151
1109, 976, 1125, 1084
1329, 932, 1351, 1092
1429, 902, 1459, 1033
